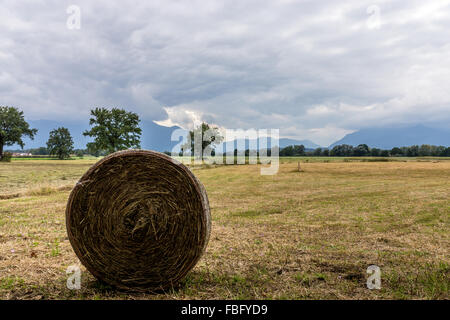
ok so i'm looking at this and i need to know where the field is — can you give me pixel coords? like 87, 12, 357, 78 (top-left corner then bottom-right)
0, 157, 449, 299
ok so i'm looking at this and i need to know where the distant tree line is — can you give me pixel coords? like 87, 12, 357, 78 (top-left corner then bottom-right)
7, 147, 102, 158
279, 143, 450, 157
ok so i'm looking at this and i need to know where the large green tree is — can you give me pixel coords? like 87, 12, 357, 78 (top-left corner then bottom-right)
83, 108, 142, 154
0, 106, 37, 160
182, 122, 223, 159
46, 127, 74, 159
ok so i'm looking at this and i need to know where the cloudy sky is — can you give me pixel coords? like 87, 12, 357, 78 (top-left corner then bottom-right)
1, 0, 450, 145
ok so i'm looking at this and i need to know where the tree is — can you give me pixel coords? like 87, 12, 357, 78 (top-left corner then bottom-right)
293, 145, 305, 156
46, 127, 74, 159
279, 145, 305, 157
87, 144, 105, 157
406, 145, 419, 157
330, 144, 354, 156
313, 148, 322, 156
182, 122, 223, 159
74, 149, 85, 158
0, 106, 37, 160
444, 147, 450, 157
380, 149, 390, 157
33, 147, 49, 155
83, 108, 142, 154
370, 148, 381, 156
434, 146, 446, 157
418, 144, 432, 156
353, 144, 370, 156
400, 146, 409, 156
280, 145, 294, 156
390, 147, 402, 156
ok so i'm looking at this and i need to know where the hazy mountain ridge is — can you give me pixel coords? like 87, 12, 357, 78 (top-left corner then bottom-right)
329, 125, 450, 149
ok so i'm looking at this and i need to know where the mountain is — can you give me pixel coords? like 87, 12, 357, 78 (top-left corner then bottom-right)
8, 119, 182, 152
279, 138, 321, 149
329, 125, 450, 149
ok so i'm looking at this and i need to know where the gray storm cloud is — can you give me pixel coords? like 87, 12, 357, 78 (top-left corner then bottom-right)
1, 0, 449, 145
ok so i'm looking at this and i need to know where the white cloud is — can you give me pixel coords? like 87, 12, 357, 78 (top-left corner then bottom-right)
154, 106, 204, 130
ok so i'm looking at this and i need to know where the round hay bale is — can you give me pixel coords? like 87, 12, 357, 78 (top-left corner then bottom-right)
65, 150, 211, 291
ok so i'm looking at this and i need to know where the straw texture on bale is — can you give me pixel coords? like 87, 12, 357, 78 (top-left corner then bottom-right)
65, 150, 211, 291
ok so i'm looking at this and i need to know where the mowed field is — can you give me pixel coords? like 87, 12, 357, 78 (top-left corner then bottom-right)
0, 157, 449, 299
